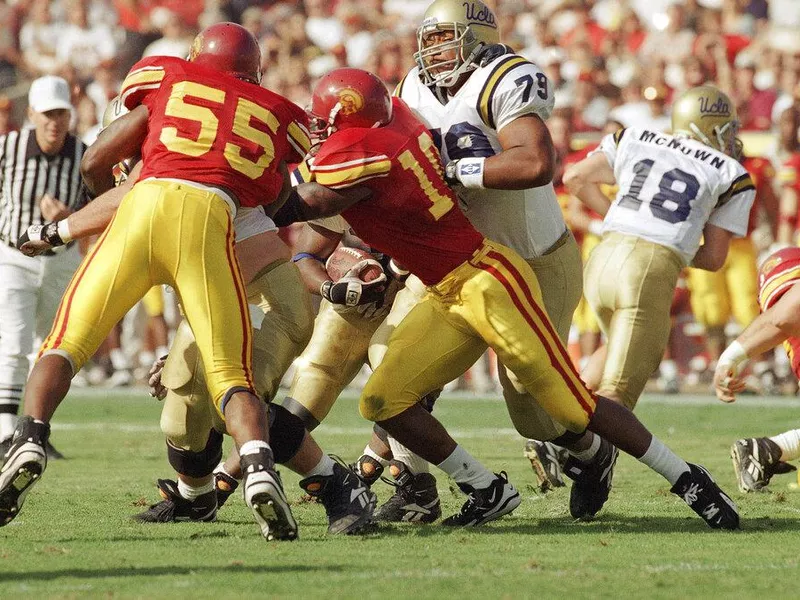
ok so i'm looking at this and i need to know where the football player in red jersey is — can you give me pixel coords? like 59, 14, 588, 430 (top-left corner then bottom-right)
276, 68, 740, 529
0, 23, 303, 541
714, 247, 800, 492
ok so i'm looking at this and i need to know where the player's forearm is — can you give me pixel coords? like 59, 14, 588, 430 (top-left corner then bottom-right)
274, 184, 370, 226
482, 146, 554, 189
734, 316, 788, 359
66, 183, 128, 238
570, 182, 611, 218
296, 258, 329, 295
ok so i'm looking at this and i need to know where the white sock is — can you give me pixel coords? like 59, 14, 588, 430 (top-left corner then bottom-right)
110, 348, 130, 371
770, 429, 800, 462
388, 437, 430, 474
177, 478, 214, 500
239, 440, 271, 457
303, 454, 335, 478
362, 445, 390, 467
139, 350, 155, 369
437, 445, 495, 490
660, 359, 678, 379
639, 436, 690, 486
213, 462, 239, 481
568, 433, 601, 463
0, 413, 18, 441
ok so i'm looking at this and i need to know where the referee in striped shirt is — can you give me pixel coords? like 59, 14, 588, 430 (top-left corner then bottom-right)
0, 76, 87, 458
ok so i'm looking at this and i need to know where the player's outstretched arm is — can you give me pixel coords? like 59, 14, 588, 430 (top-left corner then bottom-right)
564, 152, 615, 217
714, 283, 800, 402
17, 162, 142, 256
81, 105, 148, 198
273, 182, 372, 227
691, 223, 733, 272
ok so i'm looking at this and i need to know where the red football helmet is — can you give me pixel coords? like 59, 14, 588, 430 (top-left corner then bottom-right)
308, 68, 392, 140
189, 22, 261, 84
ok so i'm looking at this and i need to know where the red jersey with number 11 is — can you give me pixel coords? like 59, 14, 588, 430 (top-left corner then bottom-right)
298, 98, 484, 285
119, 56, 311, 208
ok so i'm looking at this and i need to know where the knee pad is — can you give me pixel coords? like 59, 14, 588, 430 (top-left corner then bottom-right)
166, 429, 223, 478
268, 403, 307, 464
281, 396, 321, 431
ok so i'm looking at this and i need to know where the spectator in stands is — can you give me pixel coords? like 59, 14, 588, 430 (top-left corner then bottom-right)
19, 0, 59, 77
733, 51, 777, 131
142, 9, 193, 59
0, 0, 21, 87
57, 0, 117, 84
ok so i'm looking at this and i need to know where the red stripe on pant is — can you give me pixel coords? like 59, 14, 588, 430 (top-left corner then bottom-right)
223, 216, 254, 392
47, 214, 117, 354
478, 259, 595, 418
486, 250, 594, 398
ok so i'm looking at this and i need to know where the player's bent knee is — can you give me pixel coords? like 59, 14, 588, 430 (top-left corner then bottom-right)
268, 403, 307, 464
281, 396, 321, 431
166, 429, 223, 478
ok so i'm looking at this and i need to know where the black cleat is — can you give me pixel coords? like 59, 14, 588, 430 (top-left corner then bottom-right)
300, 458, 377, 534
351, 454, 385, 488
524, 440, 567, 492
44, 440, 65, 461
0, 417, 49, 527
671, 463, 740, 530
133, 479, 217, 522
214, 469, 240, 509
241, 449, 297, 541
375, 460, 441, 523
563, 438, 618, 521
731, 437, 796, 493
442, 471, 521, 527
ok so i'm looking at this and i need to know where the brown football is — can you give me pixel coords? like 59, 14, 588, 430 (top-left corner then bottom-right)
325, 246, 383, 281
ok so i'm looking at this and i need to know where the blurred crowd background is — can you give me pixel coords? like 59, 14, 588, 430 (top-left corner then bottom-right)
2, 0, 800, 394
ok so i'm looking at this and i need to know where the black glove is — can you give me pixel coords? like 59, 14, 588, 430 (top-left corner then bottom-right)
477, 43, 514, 67
16, 222, 65, 256
320, 260, 388, 307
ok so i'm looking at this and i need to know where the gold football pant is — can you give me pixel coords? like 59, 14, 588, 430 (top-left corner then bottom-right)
285, 275, 427, 426
361, 240, 596, 434
688, 237, 759, 328
574, 233, 601, 335
497, 230, 583, 440
583, 232, 683, 409
160, 260, 314, 450
39, 179, 255, 415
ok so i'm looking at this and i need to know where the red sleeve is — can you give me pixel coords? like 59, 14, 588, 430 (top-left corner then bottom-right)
119, 56, 179, 110
282, 101, 312, 164
308, 134, 393, 190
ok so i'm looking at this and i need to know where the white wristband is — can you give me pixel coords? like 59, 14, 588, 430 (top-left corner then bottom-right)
57, 219, 73, 243
454, 157, 486, 188
587, 219, 604, 237
719, 340, 749, 369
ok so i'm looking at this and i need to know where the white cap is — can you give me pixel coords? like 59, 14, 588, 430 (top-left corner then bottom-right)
28, 76, 73, 113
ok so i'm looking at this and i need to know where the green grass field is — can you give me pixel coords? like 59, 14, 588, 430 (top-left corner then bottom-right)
1, 389, 799, 599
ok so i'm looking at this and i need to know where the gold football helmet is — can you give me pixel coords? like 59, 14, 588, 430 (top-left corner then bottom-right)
414, 0, 500, 88
671, 85, 741, 157
101, 95, 128, 130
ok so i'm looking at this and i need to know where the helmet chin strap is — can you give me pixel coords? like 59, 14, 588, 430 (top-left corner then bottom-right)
326, 101, 343, 137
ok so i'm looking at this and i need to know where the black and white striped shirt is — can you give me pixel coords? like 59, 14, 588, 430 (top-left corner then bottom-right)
0, 127, 87, 247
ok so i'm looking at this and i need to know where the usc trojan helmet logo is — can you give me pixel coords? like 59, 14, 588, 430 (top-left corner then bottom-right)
338, 88, 365, 116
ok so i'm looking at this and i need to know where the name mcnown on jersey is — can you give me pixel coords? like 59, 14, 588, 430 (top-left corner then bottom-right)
638, 130, 728, 170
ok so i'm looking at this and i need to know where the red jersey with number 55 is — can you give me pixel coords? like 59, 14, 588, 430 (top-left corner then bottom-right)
119, 56, 311, 208
297, 98, 484, 285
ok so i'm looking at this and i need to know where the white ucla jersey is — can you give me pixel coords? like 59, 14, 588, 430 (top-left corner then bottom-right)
396, 53, 566, 258
595, 127, 755, 265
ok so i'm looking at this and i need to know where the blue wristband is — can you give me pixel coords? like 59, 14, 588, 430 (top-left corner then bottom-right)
292, 252, 324, 263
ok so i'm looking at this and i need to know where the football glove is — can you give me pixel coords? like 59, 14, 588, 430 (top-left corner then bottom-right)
320, 259, 388, 307
16, 221, 65, 256
444, 157, 485, 188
